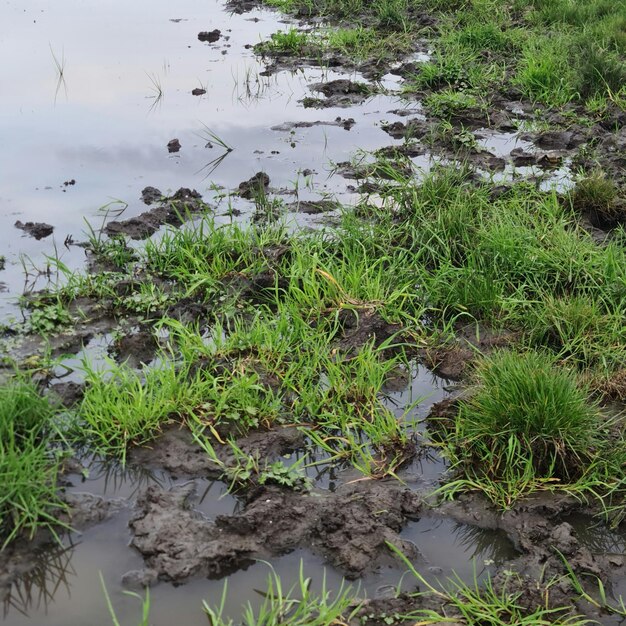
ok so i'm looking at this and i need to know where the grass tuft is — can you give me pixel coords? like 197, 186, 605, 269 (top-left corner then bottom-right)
0, 378, 66, 546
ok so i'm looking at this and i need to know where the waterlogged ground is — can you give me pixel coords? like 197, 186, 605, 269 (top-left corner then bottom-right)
2, 0, 626, 624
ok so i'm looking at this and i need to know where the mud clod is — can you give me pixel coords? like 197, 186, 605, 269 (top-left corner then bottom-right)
105, 188, 204, 239
167, 138, 181, 153
198, 29, 221, 43
141, 186, 163, 205
14, 221, 54, 239
129, 479, 422, 583
238, 172, 270, 199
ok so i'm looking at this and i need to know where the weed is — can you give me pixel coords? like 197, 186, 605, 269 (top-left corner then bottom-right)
194, 435, 311, 492
387, 542, 590, 625
77, 360, 208, 464
101, 573, 151, 626
22, 298, 72, 336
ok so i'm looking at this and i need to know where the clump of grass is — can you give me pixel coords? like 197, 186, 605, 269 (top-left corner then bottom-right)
77, 360, 207, 464
0, 378, 66, 547
257, 29, 312, 54
388, 542, 591, 625
439, 350, 604, 507
570, 171, 621, 227
424, 89, 485, 119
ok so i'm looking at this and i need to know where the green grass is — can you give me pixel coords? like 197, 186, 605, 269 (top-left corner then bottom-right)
203, 562, 361, 626
388, 542, 594, 625
435, 350, 609, 507
77, 360, 210, 464
401, 0, 626, 110
0, 378, 66, 547
41, 162, 626, 506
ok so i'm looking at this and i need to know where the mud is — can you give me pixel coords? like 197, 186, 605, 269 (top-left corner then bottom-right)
110, 328, 158, 367
14, 221, 54, 240
105, 188, 205, 239
237, 172, 270, 199
198, 29, 221, 43
3, 0, 626, 622
167, 138, 182, 153
129, 479, 421, 582
304, 79, 374, 108
421, 324, 518, 381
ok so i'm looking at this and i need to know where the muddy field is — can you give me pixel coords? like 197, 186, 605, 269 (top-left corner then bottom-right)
2, 0, 626, 624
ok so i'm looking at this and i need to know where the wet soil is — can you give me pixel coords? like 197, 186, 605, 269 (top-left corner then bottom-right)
14, 221, 54, 240
129, 479, 421, 581
105, 188, 205, 239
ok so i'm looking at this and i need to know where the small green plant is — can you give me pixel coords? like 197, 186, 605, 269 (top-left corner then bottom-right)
194, 435, 311, 492
203, 561, 361, 626
0, 377, 67, 547
23, 299, 72, 336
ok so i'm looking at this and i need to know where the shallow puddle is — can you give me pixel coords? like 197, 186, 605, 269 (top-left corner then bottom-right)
0, 0, 412, 316
400, 516, 517, 585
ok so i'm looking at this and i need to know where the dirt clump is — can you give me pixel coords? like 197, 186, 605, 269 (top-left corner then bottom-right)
167, 138, 181, 153
238, 172, 270, 199
422, 324, 518, 381
14, 221, 54, 239
306, 79, 373, 108
105, 188, 204, 239
141, 186, 163, 205
111, 328, 158, 367
128, 425, 220, 478
198, 29, 221, 43
334, 309, 400, 353
48, 380, 84, 408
